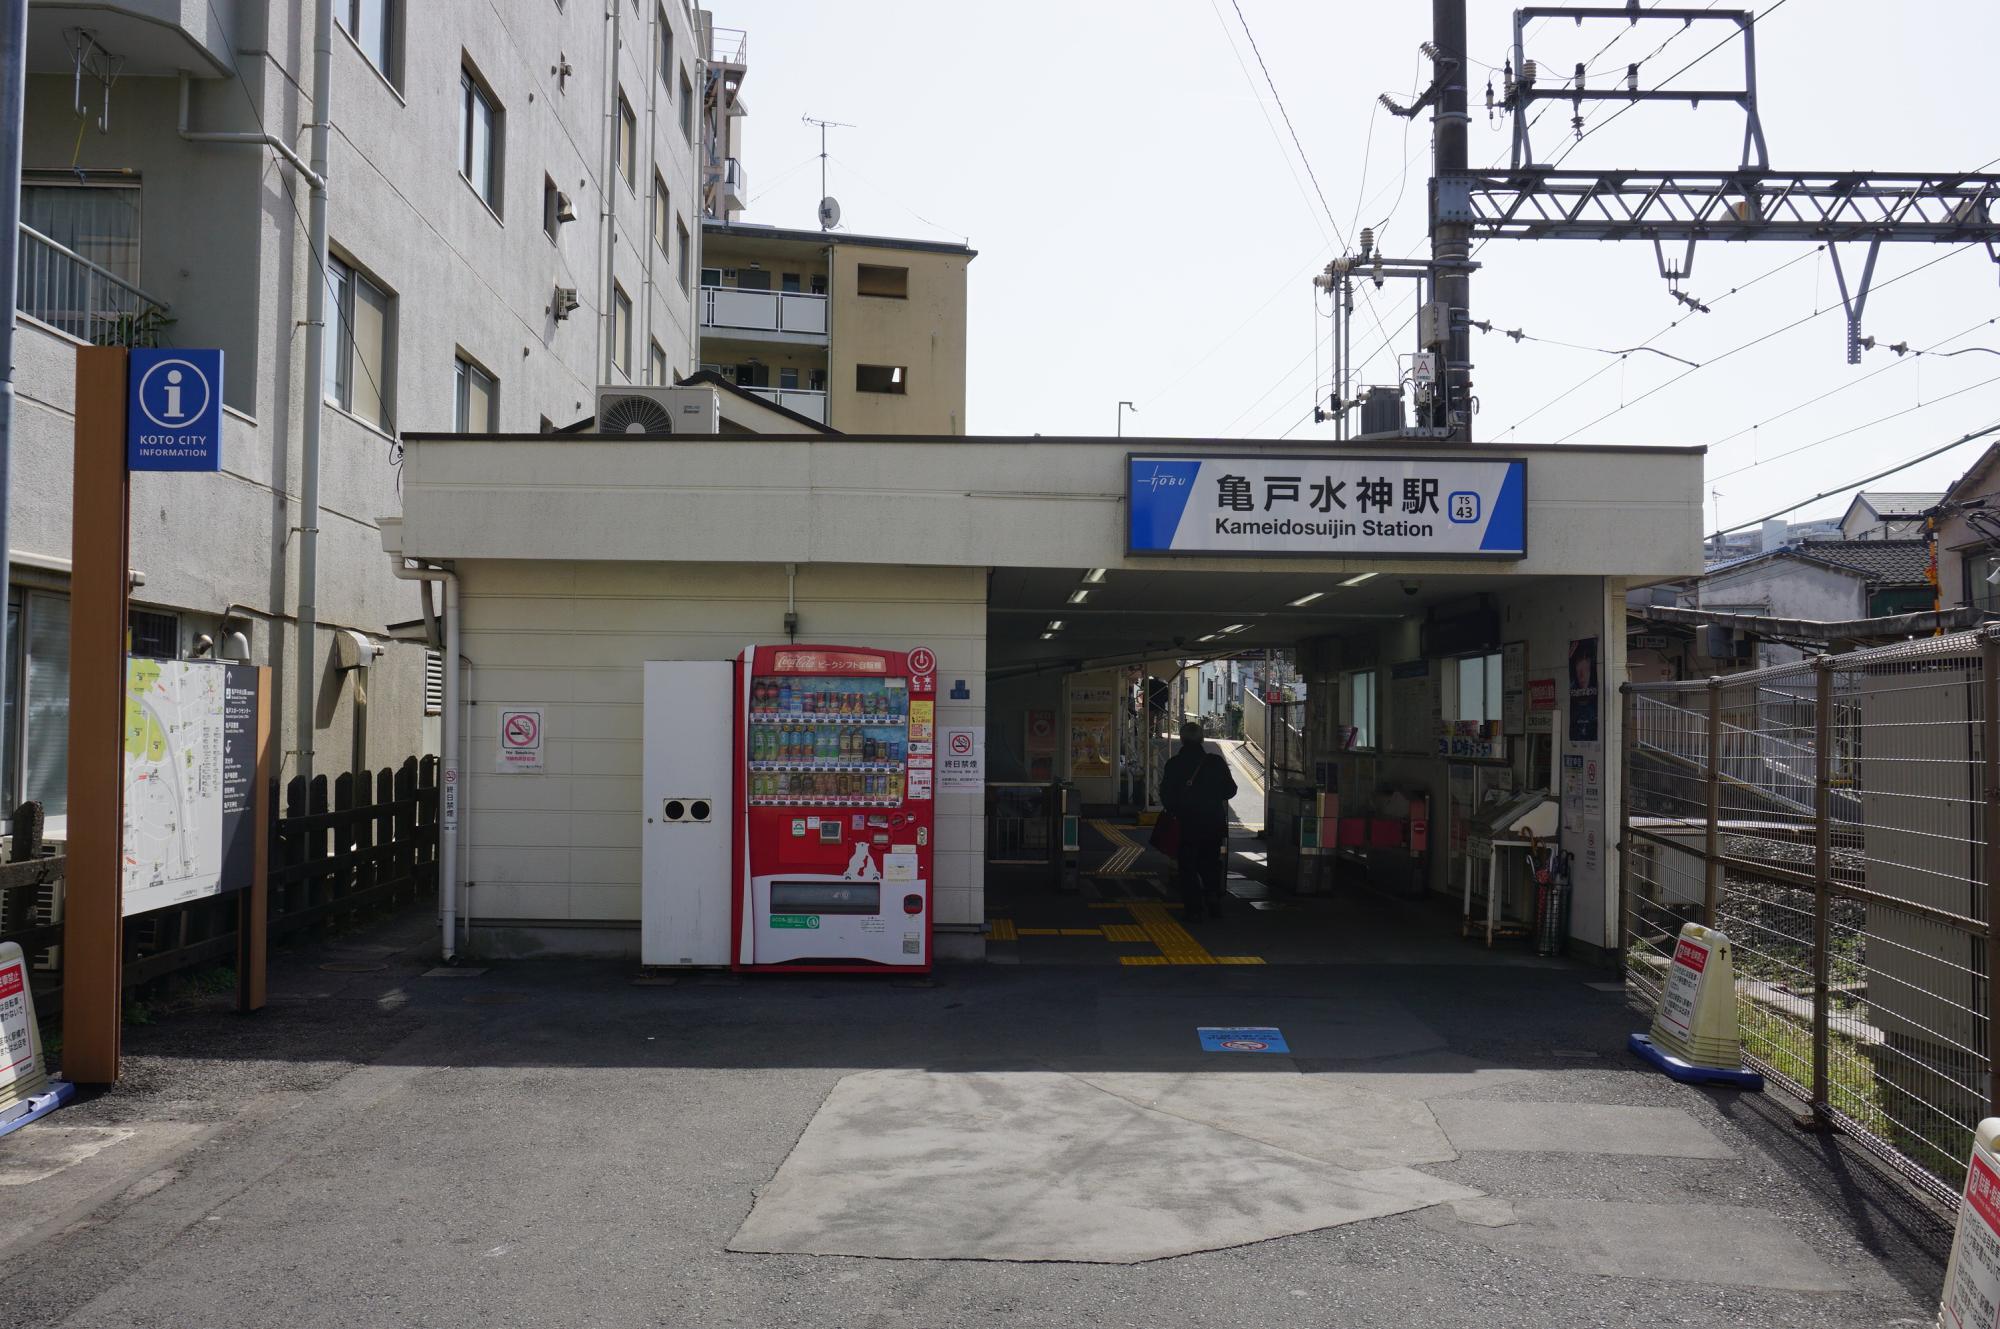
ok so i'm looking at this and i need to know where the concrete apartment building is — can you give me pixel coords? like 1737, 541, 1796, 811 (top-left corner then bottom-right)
10, 0, 709, 823
695, 223, 974, 432
690, 35, 974, 434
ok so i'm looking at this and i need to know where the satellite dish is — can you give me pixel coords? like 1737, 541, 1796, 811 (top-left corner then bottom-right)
817, 195, 842, 230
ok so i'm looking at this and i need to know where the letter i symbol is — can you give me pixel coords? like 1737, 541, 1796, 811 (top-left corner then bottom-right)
164, 369, 185, 420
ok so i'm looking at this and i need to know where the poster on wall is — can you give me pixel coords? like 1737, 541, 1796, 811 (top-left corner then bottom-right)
940, 727, 985, 793
1025, 709, 1057, 781
1567, 637, 1600, 744
1526, 678, 1557, 734
1501, 641, 1528, 737
1070, 711, 1114, 778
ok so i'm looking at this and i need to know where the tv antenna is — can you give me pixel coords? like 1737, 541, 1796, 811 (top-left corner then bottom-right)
801, 113, 855, 230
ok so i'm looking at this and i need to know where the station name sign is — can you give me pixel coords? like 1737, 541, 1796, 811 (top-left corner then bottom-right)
1126, 453, 1526, 558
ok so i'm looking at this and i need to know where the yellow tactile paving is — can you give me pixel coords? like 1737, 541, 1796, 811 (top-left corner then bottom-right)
1215, 956, 1267, 965
1128, 901, 1219, 964
1060, 928, 1102, 937
1100, 923, 1148, 943
1119, 955, 1172, 966
1016, 928, 1062, 936
986, 918, 1017, 942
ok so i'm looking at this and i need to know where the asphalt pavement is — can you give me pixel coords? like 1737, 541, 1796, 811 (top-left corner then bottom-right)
0, 897, 1957, 1328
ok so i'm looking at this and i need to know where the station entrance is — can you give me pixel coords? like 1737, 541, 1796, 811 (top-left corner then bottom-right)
977, 563, 1621, 968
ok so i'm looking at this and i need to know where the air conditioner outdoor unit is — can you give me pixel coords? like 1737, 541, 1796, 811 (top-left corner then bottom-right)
594, 384, 721, 435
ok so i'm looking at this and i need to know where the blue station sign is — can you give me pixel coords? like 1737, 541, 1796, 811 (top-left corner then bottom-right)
1127, 453, 1526, 558
127, 348, 224, 472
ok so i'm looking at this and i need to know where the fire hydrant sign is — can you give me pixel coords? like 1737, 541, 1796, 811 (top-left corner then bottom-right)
939, 726, 984, 793
497, 707, 545, 771
1942, 1122, 2000, 1329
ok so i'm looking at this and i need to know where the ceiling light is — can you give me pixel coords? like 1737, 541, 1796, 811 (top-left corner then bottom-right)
1082, 568, 1108, 584
1222, 624, 1247, 634
1340, 572, 1378, 587
1046, 620, 1064, 632
1197, 633, 1219, 643
1041, 632, 1056, 640
1289, 592, 1325, 606
1068, 589, 1091, 604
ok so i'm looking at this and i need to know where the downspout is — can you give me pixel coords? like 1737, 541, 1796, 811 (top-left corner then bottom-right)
390, 558, 460, 961
180, 19, 332, 798
600, 0, 622, 384
178, 72, 324, 188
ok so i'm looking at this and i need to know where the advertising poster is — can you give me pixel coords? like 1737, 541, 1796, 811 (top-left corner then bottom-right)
1070, 711, 1114, 778
1025, 709, 1057, 781
1526, 677, 1557, 734
1568, 637, 1600, 744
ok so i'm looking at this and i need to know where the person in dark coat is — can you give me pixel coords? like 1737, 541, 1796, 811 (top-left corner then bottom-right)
1161, 723, 1237, 919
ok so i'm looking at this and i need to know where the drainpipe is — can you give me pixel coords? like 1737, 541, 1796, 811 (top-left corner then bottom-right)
600, 0, 622, 384
178, 22, 332, 797
0, 0, 26, 779
178, 71, 324, 189
390, 558, 460, 961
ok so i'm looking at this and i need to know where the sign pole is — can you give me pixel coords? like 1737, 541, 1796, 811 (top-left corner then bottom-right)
62, 346, 132, 1085
237, 665, 272, 1013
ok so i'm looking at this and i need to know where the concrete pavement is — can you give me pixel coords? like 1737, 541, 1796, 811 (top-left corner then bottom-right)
0, 902, 1956, 1327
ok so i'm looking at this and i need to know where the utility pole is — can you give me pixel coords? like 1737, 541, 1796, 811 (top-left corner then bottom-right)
1431, 0, 1472, 441
0, 0, 24, 775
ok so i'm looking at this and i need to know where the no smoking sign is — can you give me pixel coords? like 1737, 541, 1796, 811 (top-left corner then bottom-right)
498, 707, 545, 772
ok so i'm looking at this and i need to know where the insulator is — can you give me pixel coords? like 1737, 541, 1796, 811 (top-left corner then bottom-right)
1520, 59, 1537, 86
1574, 61, 1585, 88
1359, 226, 1375, 258
1627, 63, 1638, 93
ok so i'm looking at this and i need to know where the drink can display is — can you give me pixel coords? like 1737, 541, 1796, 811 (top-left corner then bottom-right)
778, 682, 792, 713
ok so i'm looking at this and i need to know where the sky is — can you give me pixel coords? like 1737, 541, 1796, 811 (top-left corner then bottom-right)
726, 0, 2000, 537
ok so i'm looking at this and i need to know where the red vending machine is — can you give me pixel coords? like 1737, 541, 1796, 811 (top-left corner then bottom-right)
736, 644, 936, 972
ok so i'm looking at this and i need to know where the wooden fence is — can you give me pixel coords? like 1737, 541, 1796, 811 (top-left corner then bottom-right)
0, 755, 439, 1021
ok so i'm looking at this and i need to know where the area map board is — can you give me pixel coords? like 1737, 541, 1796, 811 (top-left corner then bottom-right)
1126, 454, 1526, 558
122, 659, 261, 917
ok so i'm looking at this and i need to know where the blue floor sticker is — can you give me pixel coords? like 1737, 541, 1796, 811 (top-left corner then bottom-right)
1198, 1027, 1289, 1053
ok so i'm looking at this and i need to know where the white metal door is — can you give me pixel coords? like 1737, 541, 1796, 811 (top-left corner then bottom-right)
641, 660, 735, 965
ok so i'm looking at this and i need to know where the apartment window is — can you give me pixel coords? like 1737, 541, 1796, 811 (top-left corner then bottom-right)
1444, 652, 1503, 725
129, 608, 180, 659
807, 368, 827, 392
616, 92, 638, 186
612, 284, 633, 376
21, 178, 141, 286
1343, 669, 1377, 750
781, 272, 801, 294
700, 266, 722, 287
856, 364, 907, 395
648, 339, 668, 386
325, 254, 393, 431
679, 70, 694, 141
675, 216, 690, 290
3, 589, 70, 816
340, 0, 398, 84
652, 173, 670, 253
809, 273, 827, 295
543, 175, 561, 239
856, 264, 909, 299
657, 8, 673, 87
453, 353, 497, 432
459, 65, 502, 212
779, 367, 799, 390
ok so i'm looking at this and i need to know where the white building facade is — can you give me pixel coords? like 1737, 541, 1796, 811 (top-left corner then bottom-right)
11, 0, 707, 821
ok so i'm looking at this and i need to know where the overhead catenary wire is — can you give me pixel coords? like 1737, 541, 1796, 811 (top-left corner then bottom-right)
1711, 420, 2000, 539
1708, 371, 2000, 486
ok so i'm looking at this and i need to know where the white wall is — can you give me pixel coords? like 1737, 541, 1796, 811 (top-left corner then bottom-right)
454, 560, 986, 951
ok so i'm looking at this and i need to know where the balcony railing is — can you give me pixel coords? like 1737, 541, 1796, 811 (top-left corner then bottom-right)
745, 387, 828, 424
17, 225, 169, 346
709, 26, 748, 66
699, 284, 829, 337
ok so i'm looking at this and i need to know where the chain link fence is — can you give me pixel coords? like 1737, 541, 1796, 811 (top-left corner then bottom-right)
1623, 630, 1999, 1204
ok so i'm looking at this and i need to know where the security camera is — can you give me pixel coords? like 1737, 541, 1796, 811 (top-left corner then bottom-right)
1401, 580, 1421, 596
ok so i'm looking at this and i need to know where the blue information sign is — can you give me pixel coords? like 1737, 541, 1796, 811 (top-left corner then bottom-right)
127, 348, 224, 472
1197, 1026, 1290, 1054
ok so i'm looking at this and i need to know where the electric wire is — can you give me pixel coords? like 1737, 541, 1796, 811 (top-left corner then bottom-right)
1712, 420, 2000, 539
1709, 370, 2000, 485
